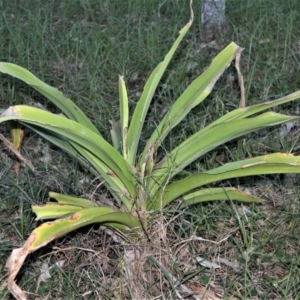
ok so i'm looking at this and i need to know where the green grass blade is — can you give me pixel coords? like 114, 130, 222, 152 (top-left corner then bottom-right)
139, 42, 241, 168
0, 105, 136, 199
0, 62, 100, 135
127, 17, 193, 165
181, 187, 262, 208
160, 153, 300, 208
150, 112, 300, 192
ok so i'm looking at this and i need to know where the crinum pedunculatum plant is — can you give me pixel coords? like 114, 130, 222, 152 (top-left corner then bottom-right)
2, 11, 300, 300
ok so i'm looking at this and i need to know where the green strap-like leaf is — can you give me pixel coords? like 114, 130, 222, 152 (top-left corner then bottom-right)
24, 123, 99, 175
0, 105, 136, 199
49, 192, 98, 207
70, 143, 133, 209
211, 91, 300, 125
139, 42, 241, 169
110, 120, 122, 151
181, 187, 262, 208
127, 18, 193, 165
25, 124, 132, 207
32, 203, 90, 220
150, 112, 300, 193
160, 153, 300, 208
119, 76, 129, 160
11, 121, 24, 150
0, 62, 100, 135
28, 208, 142, 251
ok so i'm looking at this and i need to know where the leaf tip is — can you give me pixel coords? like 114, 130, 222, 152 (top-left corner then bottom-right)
119, 75, 125, 83
1, 106, 19, 117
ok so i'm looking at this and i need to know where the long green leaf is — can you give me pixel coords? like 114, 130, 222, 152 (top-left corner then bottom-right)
150, 112, 300, 193
127, 17, 193, 165
211, 90, 300, 125
49, 192, 98, 207
0, 105, 136, 199
110, 120, 122, 151
25, 124, 132, 207
0, 62, 100, 135
33, 203, 89, 220
5, 209, 141, 300
119, 76, 129, 160
160, 153, 300, 208
25, 123, 98, 174
181, 187, 262, 208
139, 42, 241, 169
70, 143, 133, 209
33, 194, 112, 220
28, 208, 142, 251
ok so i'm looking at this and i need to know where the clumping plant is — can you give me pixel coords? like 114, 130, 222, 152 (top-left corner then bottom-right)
2, 10, 300, 300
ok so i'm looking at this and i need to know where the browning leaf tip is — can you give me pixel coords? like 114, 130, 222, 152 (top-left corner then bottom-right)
0, 106, 19, 117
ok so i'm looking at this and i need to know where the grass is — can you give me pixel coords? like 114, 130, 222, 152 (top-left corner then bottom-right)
1, 0, 300, 299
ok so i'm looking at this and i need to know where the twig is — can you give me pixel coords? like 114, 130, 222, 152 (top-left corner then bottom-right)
0, 133, 34, 171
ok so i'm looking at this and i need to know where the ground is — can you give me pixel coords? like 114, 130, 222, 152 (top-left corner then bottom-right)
0, 0, 300, 299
